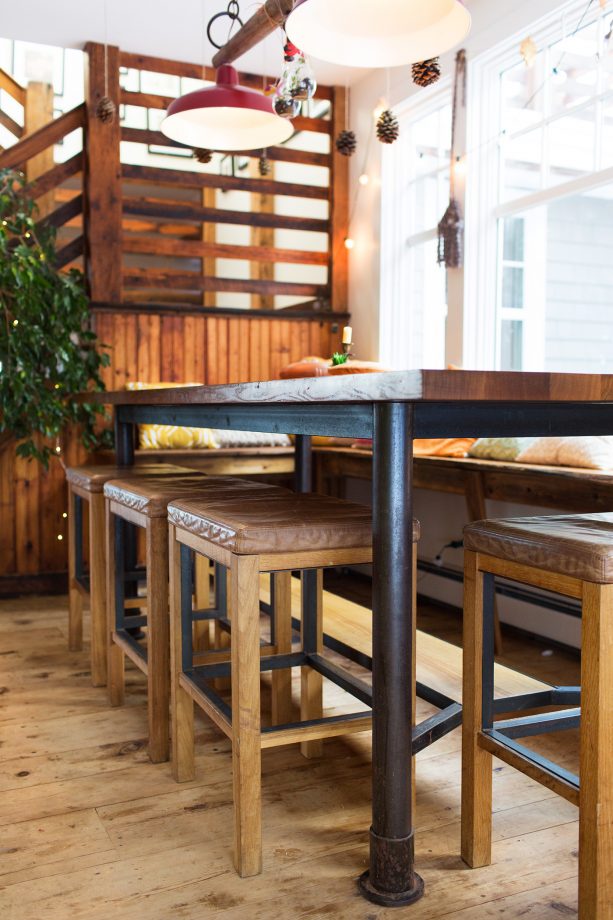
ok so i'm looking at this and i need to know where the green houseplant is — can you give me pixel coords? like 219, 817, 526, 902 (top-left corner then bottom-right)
0, 167, 111, 465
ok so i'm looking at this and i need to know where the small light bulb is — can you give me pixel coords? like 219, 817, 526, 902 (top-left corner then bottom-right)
359, 173, 369, 186
344, 237, 355, 250
62, 512, 68, 519
57, 534, 63, 541
55, 445, 61, 453
54, 383, 61, 390
39, 253, 45, 261
24, 231, 31, 239
1, 220, 7, 226
12, 319, 18, 327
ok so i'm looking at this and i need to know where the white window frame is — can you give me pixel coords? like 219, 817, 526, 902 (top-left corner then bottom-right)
465, 0, 613, 370
379, 78, 452, 370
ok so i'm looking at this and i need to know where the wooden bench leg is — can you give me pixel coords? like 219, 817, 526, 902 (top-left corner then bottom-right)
170, 526, 195, 783
579, 582, 613, 920
146, 517, 170, 764
271, 571, 293, 726
300, 569, 323, 759
68, 488, 83, 652
461, 550, 493, 868
231, 554, 262, 877
465, 473, 503, 655
89, 492, 107, 687
106, 501, 125, 707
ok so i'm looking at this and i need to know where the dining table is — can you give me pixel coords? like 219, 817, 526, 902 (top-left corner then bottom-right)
78, 368, 613, 907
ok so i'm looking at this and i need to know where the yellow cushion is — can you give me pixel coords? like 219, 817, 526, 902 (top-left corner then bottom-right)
126, 382, 217, 450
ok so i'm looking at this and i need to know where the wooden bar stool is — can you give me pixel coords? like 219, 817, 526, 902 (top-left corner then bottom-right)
104, 474, 289, 764
65, 463, 190, 686
168, 490, 420, 877
461, 512, 613, 920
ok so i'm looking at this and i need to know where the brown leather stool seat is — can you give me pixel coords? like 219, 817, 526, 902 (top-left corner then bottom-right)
65, 462, 193, 686
104, 474, 290, 764
462, 512, 613, 919
167, 490, 420, 878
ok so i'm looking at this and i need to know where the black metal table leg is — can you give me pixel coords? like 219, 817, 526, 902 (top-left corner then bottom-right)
114, 411, 135, 466
294, 434, 312, 493
359, 402, 424, 907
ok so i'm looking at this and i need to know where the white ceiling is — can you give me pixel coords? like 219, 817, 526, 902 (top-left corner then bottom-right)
2, 0, 369, 86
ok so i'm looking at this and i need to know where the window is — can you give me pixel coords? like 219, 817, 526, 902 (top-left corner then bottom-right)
466, 0, 613, 371
380, 85, 451, 369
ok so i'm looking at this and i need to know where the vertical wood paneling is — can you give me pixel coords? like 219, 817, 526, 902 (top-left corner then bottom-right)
2, 310, 339, 585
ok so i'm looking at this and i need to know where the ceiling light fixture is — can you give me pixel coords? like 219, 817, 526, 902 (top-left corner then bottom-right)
161, 2, 293, 152
286, 0, 471, 69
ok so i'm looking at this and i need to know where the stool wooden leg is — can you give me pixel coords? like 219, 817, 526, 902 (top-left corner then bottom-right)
146, 517, 170, 764
89, 492, 107, 687
68, 488, 83, 652
300, 569, 323, 759
194, 554, 212, 652
579, 582, 613, 920
169, 526, 195, 783
461, 550, 493, 868
231, 554, 262, 878
271, 572, 293, 726
106, 502, 125, 707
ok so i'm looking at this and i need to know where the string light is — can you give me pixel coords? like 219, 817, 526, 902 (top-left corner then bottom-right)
12, 319, 18, 327
344, 237, 355, 250
1, 220, 7, 226
55, 445, 61, 453
359, 173, 370, 186
24, 231, 30, 239
57, 534, 63, 541
62, 512, 68, 519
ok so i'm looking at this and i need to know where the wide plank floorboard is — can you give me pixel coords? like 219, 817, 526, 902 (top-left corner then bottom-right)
0, 592, 580, 919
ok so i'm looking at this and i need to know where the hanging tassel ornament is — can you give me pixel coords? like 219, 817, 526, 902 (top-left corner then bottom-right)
335, 129, 357, 156
376, 109, 399, 144
193, 148, 213, 164
412, 58, 441, 88
258, 151, 271, 176
96, 2, 116, 123
437, 50, 466, 269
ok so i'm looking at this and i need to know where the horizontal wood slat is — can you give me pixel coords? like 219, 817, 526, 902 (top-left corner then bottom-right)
0, 104, 85, 170
121, 127, 330, 167
28, 153, 82, 200
122, 197, 329, 233
55, 234, 84, 268
0, 68, 26, 106
0, 109, 23, 139
37, 193, 83, 233
118, 51, 333, 101
121, 162, 329, 200
123, 234, 328, 265
91, 300, 345, 320
122, 268, 325, 298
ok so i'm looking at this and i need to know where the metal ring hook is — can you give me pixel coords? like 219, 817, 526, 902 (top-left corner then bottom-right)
206, 1, 244, 50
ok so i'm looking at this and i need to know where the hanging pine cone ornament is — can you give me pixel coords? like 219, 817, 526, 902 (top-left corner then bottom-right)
376, 109, 399, 145
335, 129, 357, 157
193, 148, 213, 164
412, 58, 441, 88
96, 96, 116, 123
258, 154, 271, 177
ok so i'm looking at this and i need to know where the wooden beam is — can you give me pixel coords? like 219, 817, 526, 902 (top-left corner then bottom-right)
212, 0, 294, 68
25, 82, 55, 217
55, 234, 84, 269
91, 300, 347, 320
27, 153, 82, 201
84, 42, 122, 302
0, 104, 85, 171
121, 162, 330, 200
329, 86, 349, 313
122, 196, 329, 233
122, 234, 328, 265
0, 109, 23, 139
122, 268, 325, 298
0, 68, 26, 107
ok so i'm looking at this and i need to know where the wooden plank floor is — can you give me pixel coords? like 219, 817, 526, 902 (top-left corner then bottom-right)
0, 590, 580, 919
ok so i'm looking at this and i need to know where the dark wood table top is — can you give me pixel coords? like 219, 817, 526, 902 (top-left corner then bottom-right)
76, 369, 613, 406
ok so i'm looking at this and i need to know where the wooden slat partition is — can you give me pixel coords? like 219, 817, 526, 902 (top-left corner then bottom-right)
28, 154, 82, 200
0, 109, 23, 139
122, 269, 324, 298
122, 196, 328, 232
0, 68, 26, 107
0, 104, 85, 170
122, 235, 328, 265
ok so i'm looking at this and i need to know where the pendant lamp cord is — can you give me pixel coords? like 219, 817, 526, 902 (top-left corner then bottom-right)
450, 49, 466, 198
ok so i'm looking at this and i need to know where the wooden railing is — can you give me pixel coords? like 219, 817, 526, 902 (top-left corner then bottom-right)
0, 103, 86, 269
0, 68, 25, 147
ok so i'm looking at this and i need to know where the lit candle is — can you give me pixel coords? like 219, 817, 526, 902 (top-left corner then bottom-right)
342, 325, 353, 345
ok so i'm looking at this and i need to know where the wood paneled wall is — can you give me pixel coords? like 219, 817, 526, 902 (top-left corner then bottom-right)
0, 309, 340, 593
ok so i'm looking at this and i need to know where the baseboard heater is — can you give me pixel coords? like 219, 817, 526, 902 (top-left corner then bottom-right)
417, 559, 581, 619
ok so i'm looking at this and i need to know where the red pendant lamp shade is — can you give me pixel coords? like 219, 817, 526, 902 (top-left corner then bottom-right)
161, 64, 293, 151
287, 0, 471, 68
